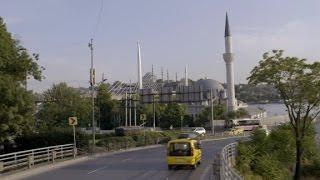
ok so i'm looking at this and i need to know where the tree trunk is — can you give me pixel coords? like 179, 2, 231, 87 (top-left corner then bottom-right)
294, 138, 302, 180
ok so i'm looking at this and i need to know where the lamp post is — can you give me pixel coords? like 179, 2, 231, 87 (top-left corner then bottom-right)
210, 89, 215, 135
88, 39, 95, 146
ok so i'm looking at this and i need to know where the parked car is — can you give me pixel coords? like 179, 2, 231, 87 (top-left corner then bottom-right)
178, 132, 199, 140
115, 126, 142, 136
192, 127, 206, 136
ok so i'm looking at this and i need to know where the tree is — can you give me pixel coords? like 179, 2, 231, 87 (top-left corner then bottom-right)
96, 83, 116, 130
160, 103, 186, 129
247, 50, 320, 179
137, 103, 165, 127
0, 17, 43, 142
195, 104, 225, 127
37, 83, 91, 128
226, 108, 249, 120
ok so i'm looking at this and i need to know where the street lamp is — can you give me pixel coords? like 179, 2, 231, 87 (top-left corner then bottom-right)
88, 39, 95, 146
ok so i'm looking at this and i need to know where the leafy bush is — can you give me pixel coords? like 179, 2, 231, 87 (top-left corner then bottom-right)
96, 130, 180, 150
97, 136, 136, 151
13, 127, 90, 152
236, 124, 319, 179
253, 154, 290, 180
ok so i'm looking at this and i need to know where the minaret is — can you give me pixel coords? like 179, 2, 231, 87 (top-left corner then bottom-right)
223, 13, 236, 112
151, 64, 154, 83
137, 41, 143, 90
184, 65, 188, 86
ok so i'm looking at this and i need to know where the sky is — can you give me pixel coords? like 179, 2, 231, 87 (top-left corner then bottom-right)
2, 0, 320, 92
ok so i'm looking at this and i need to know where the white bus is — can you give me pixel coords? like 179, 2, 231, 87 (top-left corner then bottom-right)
230, 119, 262, 131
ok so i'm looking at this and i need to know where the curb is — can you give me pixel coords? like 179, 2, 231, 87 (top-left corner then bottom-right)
201, 135, 250, 142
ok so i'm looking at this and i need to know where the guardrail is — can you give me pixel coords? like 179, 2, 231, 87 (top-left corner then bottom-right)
213, 142, 243, 180
0, 144, 76, 173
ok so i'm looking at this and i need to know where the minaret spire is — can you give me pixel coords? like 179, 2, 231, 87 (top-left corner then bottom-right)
224, 12, 231, 37
184, 65, 188, 86
137, 41, 143, 90
223, 12, 236, 112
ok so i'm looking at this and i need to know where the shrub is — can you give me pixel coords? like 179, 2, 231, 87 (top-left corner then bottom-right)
236, 123, 320, 179
253, 154, 290, 180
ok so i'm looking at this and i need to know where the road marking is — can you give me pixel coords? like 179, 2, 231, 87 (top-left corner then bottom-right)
87, 164, 110, 175
121, 158, 132, 162
87, 158, 132, 175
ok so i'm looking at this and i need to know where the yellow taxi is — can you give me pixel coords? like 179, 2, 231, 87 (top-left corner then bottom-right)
166, 138, 202, 170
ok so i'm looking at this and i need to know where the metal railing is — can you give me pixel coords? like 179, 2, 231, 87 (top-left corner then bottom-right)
0, 144, 76, 173
213, 142, 243, 180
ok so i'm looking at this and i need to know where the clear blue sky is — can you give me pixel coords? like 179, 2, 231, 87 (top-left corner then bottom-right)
2, 0, 320, 92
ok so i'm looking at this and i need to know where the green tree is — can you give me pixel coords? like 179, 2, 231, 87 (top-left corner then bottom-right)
247, 50, 320, 179
137, 103, 166, 127
195, 104, 225, 127
160, 103, 186, 129
226, 108, 249, 119
37, 83, 91, 128
0, 17, 43, 142
96, 83, 116, 130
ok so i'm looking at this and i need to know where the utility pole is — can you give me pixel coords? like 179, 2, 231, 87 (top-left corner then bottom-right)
88, 38, 96, 146
153, 95, 156, 130
210, 89, 215, 135
134, 100, 137, 126
175, 72, 178, 82
129, 81, 132, 126
151, 64, 154, 83
125, 92, 128, 126
161, 67, 164, 83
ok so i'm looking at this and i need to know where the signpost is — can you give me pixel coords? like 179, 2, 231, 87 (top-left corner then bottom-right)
180, 116, 184, 131
140, 114, 147, 145
140, 113, 146, 121
68, 117, 77, 158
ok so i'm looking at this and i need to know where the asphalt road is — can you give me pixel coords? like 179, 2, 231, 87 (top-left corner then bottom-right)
24, 137, 244, 180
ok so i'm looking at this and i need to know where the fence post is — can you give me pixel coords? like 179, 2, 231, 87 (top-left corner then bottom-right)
52, 150, 57, 163
60, 146, 63, 159
73, 146, 77, 158
14, 154, 17, 166
47, 148, 50, 162
28, 154, 34, 169
0, 161, 4, 172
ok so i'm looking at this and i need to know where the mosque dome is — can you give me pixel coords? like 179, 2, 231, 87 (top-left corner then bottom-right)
195, 78, 224, 92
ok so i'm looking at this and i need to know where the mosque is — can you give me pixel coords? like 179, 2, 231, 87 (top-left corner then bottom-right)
109, 13, 265, 122
138, 13, 247, 118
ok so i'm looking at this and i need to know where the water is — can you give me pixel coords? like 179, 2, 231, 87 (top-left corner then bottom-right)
249, 103, 287, 117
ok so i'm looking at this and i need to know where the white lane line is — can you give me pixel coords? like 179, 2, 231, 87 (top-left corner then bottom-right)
87, 158, 132, 174
121, 158, 132, 162
87, 164, 110, 175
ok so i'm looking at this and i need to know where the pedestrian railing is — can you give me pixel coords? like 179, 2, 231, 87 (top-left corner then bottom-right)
213, 142, 243, 180
0, 144, 76, 173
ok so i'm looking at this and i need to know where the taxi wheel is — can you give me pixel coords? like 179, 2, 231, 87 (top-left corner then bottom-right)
192, 163, 197, 169
168, 165, 173, 170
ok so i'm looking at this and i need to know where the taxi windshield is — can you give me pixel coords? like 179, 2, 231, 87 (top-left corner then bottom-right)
169, 142, 191, 156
